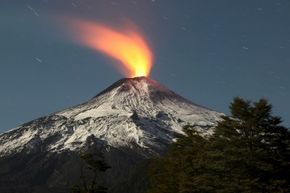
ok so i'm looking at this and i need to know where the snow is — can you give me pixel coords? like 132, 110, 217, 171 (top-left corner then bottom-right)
0, 77, 223, 157
0, 128, 38, 155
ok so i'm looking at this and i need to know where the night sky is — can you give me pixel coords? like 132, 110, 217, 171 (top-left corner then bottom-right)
1, 0, 290, 132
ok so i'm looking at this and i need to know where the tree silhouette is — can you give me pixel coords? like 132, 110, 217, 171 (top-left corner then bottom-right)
147, 97, 290, 193
71, 152, 110, 193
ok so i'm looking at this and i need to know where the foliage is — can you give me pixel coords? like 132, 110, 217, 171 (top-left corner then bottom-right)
147, 97, 290, 193
71, 152, 110, 193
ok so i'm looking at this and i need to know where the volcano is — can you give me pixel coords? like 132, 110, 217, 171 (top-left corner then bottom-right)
0, 77, 222, 193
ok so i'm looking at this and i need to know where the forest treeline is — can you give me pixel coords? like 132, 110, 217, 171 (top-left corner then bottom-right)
147, 97, 290, 193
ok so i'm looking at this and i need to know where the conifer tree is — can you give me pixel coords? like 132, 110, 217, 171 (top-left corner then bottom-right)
71, 152, 110, 193
147, 97, 290, 193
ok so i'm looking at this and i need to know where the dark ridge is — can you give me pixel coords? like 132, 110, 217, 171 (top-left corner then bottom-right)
93, 76, 149, 98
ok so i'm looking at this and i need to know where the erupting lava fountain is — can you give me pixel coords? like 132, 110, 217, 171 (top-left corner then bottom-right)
68, 19, 153, 78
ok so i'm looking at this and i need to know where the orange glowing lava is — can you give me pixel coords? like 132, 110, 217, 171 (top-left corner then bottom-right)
70, 20, 153, 78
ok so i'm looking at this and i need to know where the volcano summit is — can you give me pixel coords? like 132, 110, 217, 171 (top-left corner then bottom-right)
0, 77, 222, 193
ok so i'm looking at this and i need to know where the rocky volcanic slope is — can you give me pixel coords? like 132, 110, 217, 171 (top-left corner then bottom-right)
0, 77, 222, 193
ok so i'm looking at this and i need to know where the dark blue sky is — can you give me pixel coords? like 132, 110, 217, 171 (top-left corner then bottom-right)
1, 0, 290, 132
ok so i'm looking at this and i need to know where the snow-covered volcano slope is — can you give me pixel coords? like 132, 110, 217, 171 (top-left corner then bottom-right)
0, 77, 222, 157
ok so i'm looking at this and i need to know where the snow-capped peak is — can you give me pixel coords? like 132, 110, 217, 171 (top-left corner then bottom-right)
0, 77, 222, 157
